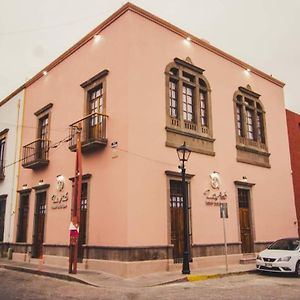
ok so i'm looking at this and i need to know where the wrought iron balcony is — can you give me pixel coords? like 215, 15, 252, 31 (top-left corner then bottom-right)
22, 139, 50, 169
69, 112, 108, 153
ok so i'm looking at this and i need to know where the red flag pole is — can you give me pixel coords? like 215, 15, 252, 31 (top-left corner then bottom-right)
69, 124, 82, 274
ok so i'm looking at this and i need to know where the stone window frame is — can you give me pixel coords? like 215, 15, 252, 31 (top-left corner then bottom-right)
0, 129, 8, 180
34, 103, 53, 141
233, 85, 270, 168
165, 58, 215, 156
165, 170, 194, 258
81, 70, 109, 117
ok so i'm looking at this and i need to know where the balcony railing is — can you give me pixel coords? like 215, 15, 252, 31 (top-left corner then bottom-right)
69, 112, 108, 152
22, 139, 50, 169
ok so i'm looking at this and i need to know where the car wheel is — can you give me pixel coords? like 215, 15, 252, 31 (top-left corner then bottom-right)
295, 261, 300, 277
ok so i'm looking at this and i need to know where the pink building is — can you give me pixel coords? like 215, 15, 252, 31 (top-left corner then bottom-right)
3, 3, 298, 276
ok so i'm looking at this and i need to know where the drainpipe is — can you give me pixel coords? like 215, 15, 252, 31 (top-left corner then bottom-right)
8, 91, 24, 244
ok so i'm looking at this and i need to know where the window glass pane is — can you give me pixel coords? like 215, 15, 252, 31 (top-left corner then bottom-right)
169, 79, 178, 118
246, 109, 255, 140
199, 79, 207, 89
200, 90, 208, 126
236, 104, 243, 137
182, 72, 194, 83
170, 68, 178, 76
257, 112, 265, 143
182, 85, 194, 122
0, 138, 5, 174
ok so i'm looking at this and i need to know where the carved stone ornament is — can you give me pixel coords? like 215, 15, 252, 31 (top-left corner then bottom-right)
56, 175, 65, 192
210, 171, 221, 189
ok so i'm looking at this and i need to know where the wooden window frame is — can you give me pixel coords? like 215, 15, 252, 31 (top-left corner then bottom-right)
81, 70, 108, 117
34, 103, 53, 140
233, 86, 270, 168
0, 129, 8, 180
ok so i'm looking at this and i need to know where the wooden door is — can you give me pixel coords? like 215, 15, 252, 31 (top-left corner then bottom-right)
170, 180, 189, 263
238, 189, 253, 253
16, 194, 29, 242
78, 183, 88, 262
32, 192, 46, 258
0, 197, 6, 242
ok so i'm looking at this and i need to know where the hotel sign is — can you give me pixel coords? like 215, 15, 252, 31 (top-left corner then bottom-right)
51, 175, 69, 209
204, 172, 228, 206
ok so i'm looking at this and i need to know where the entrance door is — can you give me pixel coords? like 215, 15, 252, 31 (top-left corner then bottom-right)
238, 188, 253, 253
78, 182, 88, 262
32, 192, 46, 258
170, 180, 191, 263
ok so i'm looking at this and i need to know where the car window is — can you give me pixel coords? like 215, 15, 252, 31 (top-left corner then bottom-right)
268, 239, 300, 250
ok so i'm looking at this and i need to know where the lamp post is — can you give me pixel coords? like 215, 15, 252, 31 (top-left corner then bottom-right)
176, 142, 191, 275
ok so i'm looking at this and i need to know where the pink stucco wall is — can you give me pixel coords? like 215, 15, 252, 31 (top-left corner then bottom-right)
17, 9, 297, 252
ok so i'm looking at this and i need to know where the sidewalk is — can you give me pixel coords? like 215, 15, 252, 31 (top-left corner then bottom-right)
0, 258, 256, 288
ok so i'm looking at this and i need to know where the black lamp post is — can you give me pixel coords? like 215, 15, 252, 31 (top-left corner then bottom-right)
176, 141, 191, 275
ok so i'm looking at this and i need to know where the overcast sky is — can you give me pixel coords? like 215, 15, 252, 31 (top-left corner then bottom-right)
1, 0, 299, 113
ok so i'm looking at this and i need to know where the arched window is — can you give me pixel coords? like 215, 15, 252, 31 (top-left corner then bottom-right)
234, 85, 270, 168
165, 58, 214, 156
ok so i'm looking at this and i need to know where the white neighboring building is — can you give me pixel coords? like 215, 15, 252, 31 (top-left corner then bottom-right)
0, 89, 24, 250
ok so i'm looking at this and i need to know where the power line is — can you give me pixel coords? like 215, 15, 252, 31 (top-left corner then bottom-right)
3, 134, 73, 170
0, 121, 69, 133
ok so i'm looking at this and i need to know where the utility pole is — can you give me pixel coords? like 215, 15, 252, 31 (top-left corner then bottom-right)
69, 124, 82, 274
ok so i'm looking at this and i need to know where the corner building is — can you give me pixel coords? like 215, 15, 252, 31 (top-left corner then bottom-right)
10, 3, 297, 277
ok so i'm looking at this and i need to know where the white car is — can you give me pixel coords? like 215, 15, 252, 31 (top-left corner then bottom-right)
256, 238, 300, 276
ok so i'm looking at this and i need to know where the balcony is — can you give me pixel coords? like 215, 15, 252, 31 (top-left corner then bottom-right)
69, 112, 108, 153
22, 139, 50, 169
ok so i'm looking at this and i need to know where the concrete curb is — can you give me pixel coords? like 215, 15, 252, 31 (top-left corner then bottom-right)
0, 263, 98, 287
149, 269, 256, 286
186, 269, 257, 282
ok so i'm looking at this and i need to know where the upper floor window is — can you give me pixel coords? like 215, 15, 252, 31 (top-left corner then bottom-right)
81, 70, 108, 143
165, 58, 214, 156
234, 85, 270, 168
22, 104, 52, 169
34, 104, 52, 161
68, 69, 109, 153
0, 129, 8, 180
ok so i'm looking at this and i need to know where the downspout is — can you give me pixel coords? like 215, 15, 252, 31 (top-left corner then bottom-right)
8, 90, 25, 243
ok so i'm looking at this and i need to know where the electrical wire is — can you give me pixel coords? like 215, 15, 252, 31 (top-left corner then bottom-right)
2, 134, 73, 170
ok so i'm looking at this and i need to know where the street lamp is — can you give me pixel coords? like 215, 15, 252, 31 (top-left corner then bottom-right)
176, 142, 191, 274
